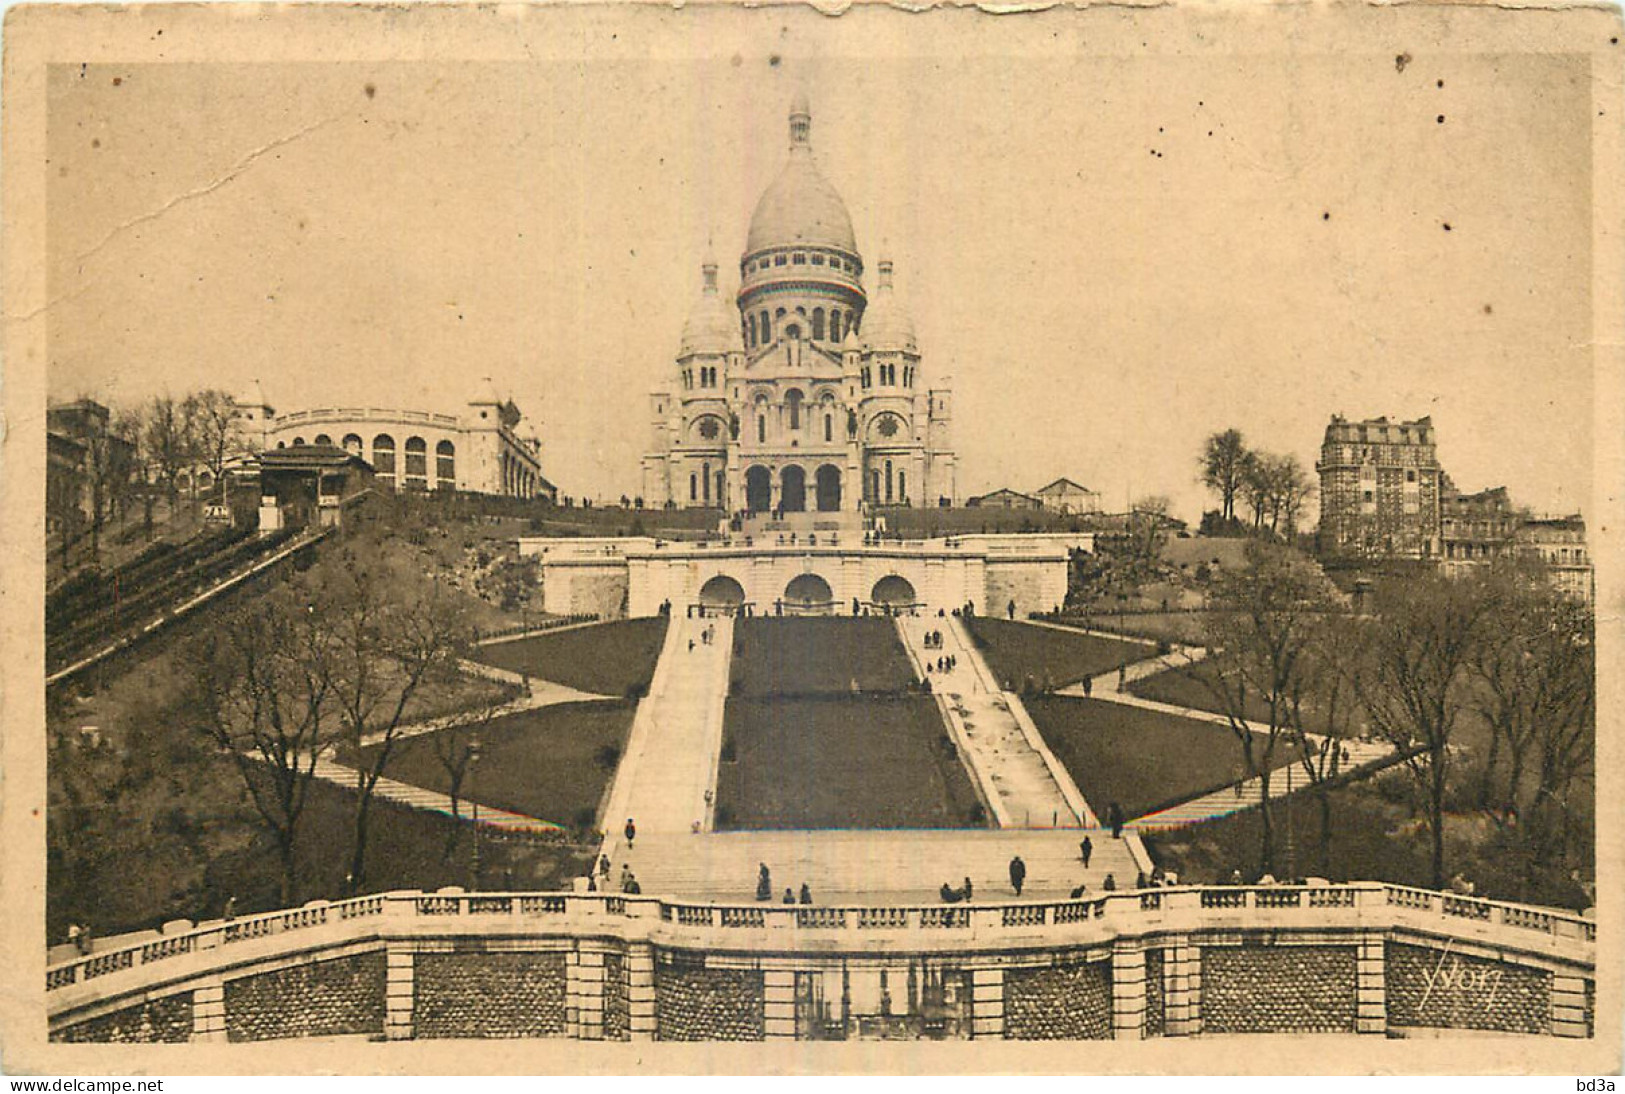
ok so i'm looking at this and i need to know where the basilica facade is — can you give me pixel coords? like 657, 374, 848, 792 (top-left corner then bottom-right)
642, 95, 957, 514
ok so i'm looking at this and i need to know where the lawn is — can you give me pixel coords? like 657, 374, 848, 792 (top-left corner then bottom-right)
355, 701, 635, 830
730, 618, 917, 696
1053, 611, 1218, 646
715, 696, 984, 829
964, 617, 1149, 691
1024, 696, 1294, 819
471, 618, 669, 696
1128, 663, 1360, 737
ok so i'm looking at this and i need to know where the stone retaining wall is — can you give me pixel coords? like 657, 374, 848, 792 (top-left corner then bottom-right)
1201, 944, 1356, 1035
1144, 949, 1166, 1038
1004, 960, 1112, 1040
52, 994, 193, 1043
603, 953, 629, 1040
224, 952, 385, 1042
654, 961, 764, 1041
1386, 942, 1550, 1035
414, 952, 567, 1039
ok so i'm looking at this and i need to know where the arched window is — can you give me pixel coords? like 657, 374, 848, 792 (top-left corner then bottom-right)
292, 436, 306, 447
405, 436, 428, 486
702, 461, 711, 503
747, 315, 756, 347
436, 440, 455, 488
314, 433, 332, 447
785, 389, 804, 430
716, 470, 725, 503
690, 473, 698, 502
830, 310, 842, 342
812, 309, 825, 341
758, 415, 766, 444
276, 441, 286, 449
760, 311, 771, 343
824, 414, 833, 443
776, 307, 787, 319
372, 434, 395, 479
342, 434, 363, 455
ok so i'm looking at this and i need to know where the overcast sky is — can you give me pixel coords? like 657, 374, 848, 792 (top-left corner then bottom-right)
46, 20, 1595, 523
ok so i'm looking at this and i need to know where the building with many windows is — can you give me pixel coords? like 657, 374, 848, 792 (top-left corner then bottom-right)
1515, 515, 1593, 603
1315, 414, 1443, 562
1439, 480, 1525, 578
642, 95, 957, 514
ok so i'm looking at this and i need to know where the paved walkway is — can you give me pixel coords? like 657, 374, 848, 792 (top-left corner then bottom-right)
357, 661, 613, 748
896, 616, 1089, 829
598, 616, 733, 865
614, 828, 1142, 905
308, 755, 562, 834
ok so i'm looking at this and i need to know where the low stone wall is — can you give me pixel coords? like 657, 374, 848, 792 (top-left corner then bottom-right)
1004, 960, 1112, 1040
1201, 944, 1357, 1035
1143, 948, 1166, 1038
654, 961, 764, 1041
225, 952, 385, 1042
52, 994, 192, 1043
603, 952, 629, 1040
1386, 942, 1550, 1035
414, 952, 567, 1039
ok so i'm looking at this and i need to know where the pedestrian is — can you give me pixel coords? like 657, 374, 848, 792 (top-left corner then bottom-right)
1080, 836, 1093, 869
756, 863, 772, 902
223, 895, 237, 922
1229, 868, 1244, 886
799, 883, 812, 905
1069, 883, 1088, 899
66, 923, 81, 951
1117, 663, 1127, 689
1136, 870, 1148, 889
1103, 873, 1117, 892
599, 853, 611, 879
782, 887, 796, 905
1082, 675, 1092, 698
962, 876, 974, 902
1009, 855, 1027, 897
621, 864, 633, 889
688, 639, 695, 653
624, 874, 641, 894
1109, 803, 1125, 839
624, 818, 636, 850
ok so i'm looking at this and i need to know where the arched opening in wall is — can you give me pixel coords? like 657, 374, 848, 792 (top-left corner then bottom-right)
871, 575, 918, 608
784, 573, 835, 614
342, 434, 363, 456
314, 434, 333, 447
815, 464, 842, 512
436, 440, 455, 489
785, 323, 802, 340
812, 309, 825, 340
690, 473, 698, 503
292, 436, 306, 447
371, 435, 395, 482
760, 310, 771, 343
785, 389, 804, 431
780, 465, 807, 512
831, 310, 843, 342
745, 465, 772, 513
699, 574, 747, 609
824, 414, 833, 443
405, 437, 428, 489
702, 461, 712, 504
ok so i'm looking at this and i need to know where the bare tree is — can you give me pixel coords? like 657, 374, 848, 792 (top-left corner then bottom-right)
1199, 428, 1250, 523
1270, 454, 1316, 539
1351, 571, 1494, 890
1286, 610, 1364, 877
1129, 494, 1172, 560
184, 389, 238, 505
182, 588, 335, 905
142, 394, 198, 513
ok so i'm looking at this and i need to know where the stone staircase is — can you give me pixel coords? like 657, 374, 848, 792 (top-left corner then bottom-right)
895, 615, 1088, 829
308, 755, 561, 834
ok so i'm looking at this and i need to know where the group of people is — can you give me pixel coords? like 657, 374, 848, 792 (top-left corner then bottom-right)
755, 864, 813, 905
938, 877, 975, 904
687, 624, 720, 653
588, 854, 642, 894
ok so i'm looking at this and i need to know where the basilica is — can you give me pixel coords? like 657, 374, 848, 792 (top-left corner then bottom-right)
642, 94, 957, 515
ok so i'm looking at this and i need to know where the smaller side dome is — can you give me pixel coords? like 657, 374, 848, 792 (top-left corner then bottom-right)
679, 260, 744, 357
860, 259, 916, 353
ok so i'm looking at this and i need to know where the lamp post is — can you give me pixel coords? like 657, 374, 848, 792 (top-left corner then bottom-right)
468, 732, 483, 890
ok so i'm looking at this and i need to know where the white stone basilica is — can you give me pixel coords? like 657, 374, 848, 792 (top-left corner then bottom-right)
642, 94, 957, 515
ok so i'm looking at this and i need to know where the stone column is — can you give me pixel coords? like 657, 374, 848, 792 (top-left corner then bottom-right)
1355, 936, 1386, 1035
627, 943, 658, 1042
384, 944, 414, 1041
1551, 974, 1590, 1038
970, 967, 1005, 1039
191, 979, 226, 1043
764, 969, 797, 1040
1162, 935, 1202, 1037
1111, 941, 1147, 1041
568, 946, 607, 1040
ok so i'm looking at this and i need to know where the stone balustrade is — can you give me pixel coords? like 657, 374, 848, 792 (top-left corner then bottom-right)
46, 883, 1596, 1043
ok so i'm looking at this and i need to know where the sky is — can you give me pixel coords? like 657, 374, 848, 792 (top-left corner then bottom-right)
44, 18, 1596, 524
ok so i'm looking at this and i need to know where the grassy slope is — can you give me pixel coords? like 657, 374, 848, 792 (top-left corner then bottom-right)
716, 696, 983, 830
730, 617, 917, 696
965, 617, 1148, 690
471, 618, 669, 696
1025, 696, 1293, 819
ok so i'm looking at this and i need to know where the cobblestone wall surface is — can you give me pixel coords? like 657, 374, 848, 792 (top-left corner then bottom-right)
1004, 960, 1113, 1040
414, 952, 567, 1039
53, 994, 193, 1043
1386, 942, 1550, 1035
1144, 949, 1165, 1038
603, 953, 629, 1041
1202, 945, 1356, 1034
655, 963, 764, 1041
225, 952, 385, 1042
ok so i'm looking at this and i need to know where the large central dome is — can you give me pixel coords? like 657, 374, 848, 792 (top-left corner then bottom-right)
742, 93, 858, 256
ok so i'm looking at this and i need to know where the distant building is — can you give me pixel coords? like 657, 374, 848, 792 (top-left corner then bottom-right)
46, 398, 136, 532
230, 379, 555, 501
1315, 414, 1442, 562
1032, 478, 1101, 515
966, 488, 1041, 510
1515, 515, 1593, 603
1439, 480, 1525, 578
252, 446, 377, 532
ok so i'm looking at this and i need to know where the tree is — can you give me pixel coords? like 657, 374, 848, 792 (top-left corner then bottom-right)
81, 414, 139, 566
1286, 610, 1364, 877
1191, 541, 1336, 877
182, 586, 336, 905
1351, 571, 1493, 889
1199, 429, 1250, 522
1269, 454, 1316, 539
142, 394, 198, 511
184, 389, 238, 505
1129, 494, 1172, 560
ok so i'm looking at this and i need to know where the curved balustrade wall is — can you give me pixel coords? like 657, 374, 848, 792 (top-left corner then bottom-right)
45, 884, 1596, 1044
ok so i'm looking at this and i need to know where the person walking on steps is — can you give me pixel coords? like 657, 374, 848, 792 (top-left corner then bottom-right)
1080, 835, 1093, 869
1009, 855, 1027, 897
799, 883, 813, 905
756, 863, 773, 902
624, 818, 637, 850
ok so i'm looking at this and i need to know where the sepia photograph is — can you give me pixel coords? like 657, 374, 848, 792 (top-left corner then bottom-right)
2, 0, 1619, 1075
